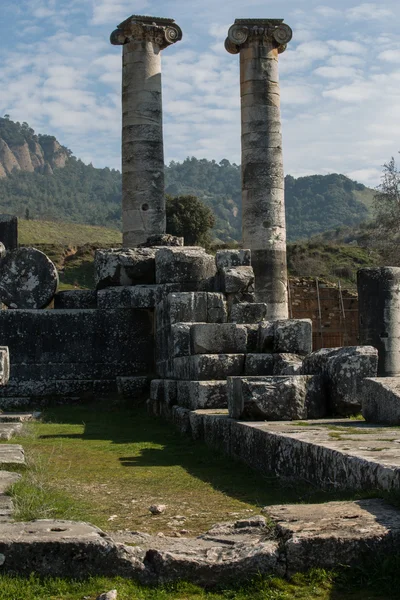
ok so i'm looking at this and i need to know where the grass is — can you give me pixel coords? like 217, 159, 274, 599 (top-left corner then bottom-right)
18, 219, 122, 246
0, 568, 391, 600
6, 404, 365, 535
3, 404, 400, 599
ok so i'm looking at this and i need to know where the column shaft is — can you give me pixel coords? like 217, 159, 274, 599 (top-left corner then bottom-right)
111, 15, 182, 247
240, 41, 288, 319
122, 40, 165, 246
358, 267, 400, 376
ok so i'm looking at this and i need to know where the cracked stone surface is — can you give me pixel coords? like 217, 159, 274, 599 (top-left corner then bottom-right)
0, 501, 399, 584
184, 411, 400, 491
0, 423, 23, 440
0, 445, 25, 467
0, 247, 58, 309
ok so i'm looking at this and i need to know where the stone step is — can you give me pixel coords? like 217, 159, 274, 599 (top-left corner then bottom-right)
0, 495, 14, 522
0, 471, 21, 494
116, 376, 149, 399
173, 355, 245, 380
227, 375, 327, 421
0, 423, 23, 440
0, 445, 25, 467
176, 381, 227, 410
0, 412, 39, 423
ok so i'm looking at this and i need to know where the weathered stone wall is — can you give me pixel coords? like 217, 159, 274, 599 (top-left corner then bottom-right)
0, 308, 154, 405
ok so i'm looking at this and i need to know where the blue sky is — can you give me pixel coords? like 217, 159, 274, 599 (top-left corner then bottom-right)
1, 0, 399, 186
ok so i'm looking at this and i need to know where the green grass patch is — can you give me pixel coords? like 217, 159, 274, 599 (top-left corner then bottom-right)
4, 405, 400, 599
0, 564, 398, 599
18, 220, 122, 246
6, 404, 364, 536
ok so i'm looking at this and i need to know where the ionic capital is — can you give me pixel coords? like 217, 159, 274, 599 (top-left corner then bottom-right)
110, 15, 182, 50
225, 19, 292, 55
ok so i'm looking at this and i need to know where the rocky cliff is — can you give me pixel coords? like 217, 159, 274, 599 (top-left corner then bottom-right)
0, 118, 69, 178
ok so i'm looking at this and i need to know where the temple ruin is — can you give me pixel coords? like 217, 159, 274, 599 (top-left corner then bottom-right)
0, 13, 400, 586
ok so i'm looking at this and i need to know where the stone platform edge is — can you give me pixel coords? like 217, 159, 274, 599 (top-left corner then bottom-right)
162, 406, 400, 492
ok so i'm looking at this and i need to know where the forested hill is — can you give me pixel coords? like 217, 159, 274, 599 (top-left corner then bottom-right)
0, 118, 374, 241
165, 158, 373, 242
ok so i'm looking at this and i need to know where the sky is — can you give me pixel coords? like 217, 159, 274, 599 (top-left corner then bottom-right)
0, 0, 400, 187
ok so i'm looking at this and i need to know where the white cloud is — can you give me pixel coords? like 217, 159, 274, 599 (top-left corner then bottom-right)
315, 5, 341, 18
346, 3, 393, 21
91, 0, 149, 26
314, 65, 360, 78
327, 40, 366, 54
379, 49, 400, 63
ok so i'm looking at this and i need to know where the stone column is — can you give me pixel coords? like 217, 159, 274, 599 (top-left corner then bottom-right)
111, 16, 182, 247
225, 19, 292, 319
358, 267, 400, 376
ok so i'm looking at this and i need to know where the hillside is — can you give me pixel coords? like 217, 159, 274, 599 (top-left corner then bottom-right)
0, 117, 375, 241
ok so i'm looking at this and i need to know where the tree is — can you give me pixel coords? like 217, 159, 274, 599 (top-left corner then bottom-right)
372, 154, 400, 263
374, 156, 400, 230
166, 194, 215, 246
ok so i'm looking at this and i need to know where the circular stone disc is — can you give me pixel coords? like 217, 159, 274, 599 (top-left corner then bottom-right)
0, 247, 59, 309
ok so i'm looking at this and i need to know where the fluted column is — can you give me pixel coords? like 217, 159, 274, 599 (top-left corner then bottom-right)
225, 19, 292, 319
111, 15, 182, 246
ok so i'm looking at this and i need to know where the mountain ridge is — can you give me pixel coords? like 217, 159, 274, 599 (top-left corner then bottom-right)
0, 117, 375, 241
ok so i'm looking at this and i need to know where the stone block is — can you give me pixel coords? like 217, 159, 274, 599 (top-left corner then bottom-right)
55, 380, 93, 397
98, 285, 177, 309
362, 377, 400, 424
0, 347, 9, 386
0, 379, 56, 398
245, 354, 274, 376
258, 321, 275, 353
302, 346, 378, 415
170, 323, 193, 358
93, 380, 117, 397
273, 354, 303, 375
167, 293, 208, 324
54, 290, 97, 309
116, 376, 149, 399
176, 380, 228, 409
190, 323, 247, 355
266, 499, 400, 576
155, 247, 216, 286
138, 234, 184, 247
94, 248, 156, 289
274, 320, 312, 356
245, 324, 259, 353
207, 293, 227, 323
221, 266, 255, 294
215, 249, 251, 271
172, 406, 192, 435
230, 302, 267, 324
227, 375, 325, 420
226, 292, 256, 308
173, 355, 245, 380
0, 309, 154, 390
150, 379, 165, 402
164, 380, 178, 407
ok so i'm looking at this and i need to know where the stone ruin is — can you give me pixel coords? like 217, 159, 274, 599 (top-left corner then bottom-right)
0, 13, 400, 587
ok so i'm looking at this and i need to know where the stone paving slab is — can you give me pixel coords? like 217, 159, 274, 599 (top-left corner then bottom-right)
0, 413, 39, 423
0, 445, 25, 467
0, 472, 21, 494
0, 424, 23, 440
186, 411, 400, 491
0, 501, 399, 584
264, 499, 400, 575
